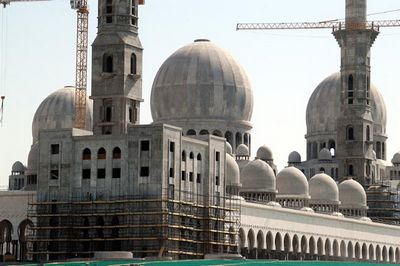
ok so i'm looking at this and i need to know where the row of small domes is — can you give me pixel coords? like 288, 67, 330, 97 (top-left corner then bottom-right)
226, 151, 367, 209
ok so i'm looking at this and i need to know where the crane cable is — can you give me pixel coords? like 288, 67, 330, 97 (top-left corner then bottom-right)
0, 6, 7, 126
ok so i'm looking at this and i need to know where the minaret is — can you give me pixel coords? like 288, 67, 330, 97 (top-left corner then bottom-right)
91, 0, 143, 135
334, 0, 378, 185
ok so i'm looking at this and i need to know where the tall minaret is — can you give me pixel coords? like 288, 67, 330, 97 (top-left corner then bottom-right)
334, 0, 378, 185
91, 0, 144, 135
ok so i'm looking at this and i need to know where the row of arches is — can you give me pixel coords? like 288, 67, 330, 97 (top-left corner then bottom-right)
185, 129, 251, 150
0, 219, 33, 261
82, 147, 121, 160
238, 228, 400, 263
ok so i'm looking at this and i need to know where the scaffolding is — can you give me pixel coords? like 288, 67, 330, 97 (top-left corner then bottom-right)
27, 189, 240, 261
366, 182, 400, 225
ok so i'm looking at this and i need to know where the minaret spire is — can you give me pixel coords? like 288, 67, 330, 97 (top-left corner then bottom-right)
334, 0, 378, 185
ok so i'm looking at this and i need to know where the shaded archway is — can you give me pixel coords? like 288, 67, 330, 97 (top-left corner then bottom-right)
389, 246, 394, 263
369, 244, 374, 261
325, 238, 331, 258
284, 234, 291, 253
340, 240, 346, 258
0, 220, 13, 256
333, 239, 339, 258
275, 232, 282, 252
199, 129, 209, 135
348, 241, 354, 259
292, 234, 299, 254
225, 131, 233, 147
247, 229, 255, 258
395, 247, 400, 263
256, 230, 264, 258
317, 237, 323, 257
382, 246, 388, 262
376, 245, 381, 262
309, 237, 316, 256
186, 129, 196, 136
266, 231, 274, 252
362, 243, 368, 260
301, 235, 307, 255
238, 228, 246, 256
213, 130, 223, 137
18, 219, 33, 261
355, 242, 361, 260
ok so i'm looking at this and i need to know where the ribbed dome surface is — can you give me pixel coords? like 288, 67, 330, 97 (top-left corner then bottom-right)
309, 173, 339, 202
241, 159, 276, 193
226, 154, 241, 186
151, 40, 253, 123
11, 161, 25, 173
256, 145, 273, 161
276, 167, 309, 196
32, 87, 93, 142
339, 179, 367, 209
288, 151, 301, 164
306, 72, 386, 136
236, 144, 249, 156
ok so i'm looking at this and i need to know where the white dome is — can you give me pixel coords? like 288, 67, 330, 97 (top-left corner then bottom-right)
266, 201, 282, 208
151, 39, 253, 124
300, 207, 315, 213
309, 173, 339, 203
332, 212, 344, 217
226, 154, 241, 186
392, 152, 400, 164
306, 72, 387, 138
339, 179, 367, 209
318, 148, 332, 161
288, 151, 301, 164
256, 145, 273, 161
32, 87, 93, 142
11, 161, 26, 173
241, 159, 276, 193
236, 144, 249, 156
276, 167, 309, 197
226, 142, 233, 155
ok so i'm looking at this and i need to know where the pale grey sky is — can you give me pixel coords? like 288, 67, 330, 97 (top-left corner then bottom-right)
1, 0, 400, 186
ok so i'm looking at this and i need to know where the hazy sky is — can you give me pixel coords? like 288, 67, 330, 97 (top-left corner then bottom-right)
0, 0, 400, 186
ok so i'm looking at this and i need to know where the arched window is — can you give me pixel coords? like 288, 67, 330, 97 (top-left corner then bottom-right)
213, 130, 222, 137
197, 154, 202, 161
199, 129, 209, 135
82, 148, 91, 160
347, 126, 354, 140
112, 147, 121, 159
98, 148, 106, 160
103, 54, 113, 73
182, 151, 186, 162
366, 125, 371, 141
189, 152, 194, 159
348, 75, 354, 104
320, 167, 325, 173
130, 53, 137, 75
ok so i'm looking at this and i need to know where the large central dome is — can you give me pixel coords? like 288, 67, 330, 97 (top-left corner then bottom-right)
150, 39, 253, 124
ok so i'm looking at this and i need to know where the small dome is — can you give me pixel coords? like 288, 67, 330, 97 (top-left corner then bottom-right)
151, 40, 253, 124
309, 173, 339, 203
226, 154, 241, 186
339, 179, 367, 209
358, 217, 372, 222
226, 142, 233, 155
392, 152, 400, 165
266, 201, 282, 208
332, 212, 344, 217
236, 144, 249, 156
276, 167, 309, 197
32, 87, 93, 142
288, 151, 301, 164
318, 148, 332, 161
300, 207, 315, 213
256, 145, 273, 161
241, 159, 276, 193
11, 161, 26, 173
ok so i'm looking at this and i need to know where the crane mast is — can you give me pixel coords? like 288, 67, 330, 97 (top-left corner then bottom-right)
72, 0, 88, 129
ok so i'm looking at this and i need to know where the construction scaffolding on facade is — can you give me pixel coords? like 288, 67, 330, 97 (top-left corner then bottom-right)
366, 182, 400, 225
27, 188, 240, 261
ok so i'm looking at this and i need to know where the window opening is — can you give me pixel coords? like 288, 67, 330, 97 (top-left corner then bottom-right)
51, 144, 59, 155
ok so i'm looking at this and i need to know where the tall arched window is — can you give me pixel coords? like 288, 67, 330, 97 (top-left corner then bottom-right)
182, 151, 186, 162
348, 74, 354, 104
366, 125, 371, 141
103, 54, 113, 73
82, 148, 91, 160
130, 53, 137, 75
197, 154, 202, 161
347, 126, 354, 140
98, 148, 106, 160
189, 152, 194, 159
105, 106, 112, 122
105, 0, 113, 23
112, 147, 121, 159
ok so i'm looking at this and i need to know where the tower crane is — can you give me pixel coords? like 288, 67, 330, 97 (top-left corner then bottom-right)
237, 19, 400, 31
1, 0, 89, 129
